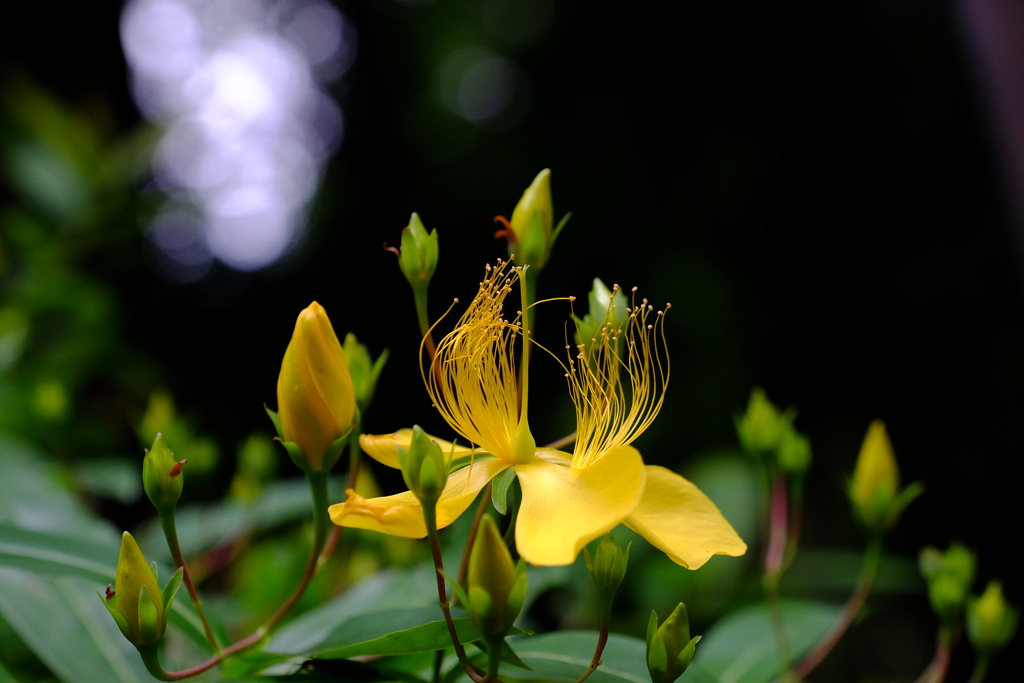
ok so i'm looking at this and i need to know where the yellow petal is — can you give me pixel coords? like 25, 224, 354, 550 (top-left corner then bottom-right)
300, 302, 356, 430
514, 446, 645, 566
359, 429, 479, 470
329, 457, 510, 537
625, 465, 747, 569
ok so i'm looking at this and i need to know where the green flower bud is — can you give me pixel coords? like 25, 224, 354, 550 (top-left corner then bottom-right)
396, 425, 449, 505
585, 534, 630, 613
468, 515, 527, 642
967, 580, 1019, 654
734, 388, 794, 460
777, 428, 812, 477
395, 213, 439, 289
508, 169, 554, 268
98, 532, 183, 647
920, 543, 976, 624
142, 433, 185, 514
573, 279, 628, 357
342, 333, 389, 413
848, 420, 923, 533
645, 603, 701, 683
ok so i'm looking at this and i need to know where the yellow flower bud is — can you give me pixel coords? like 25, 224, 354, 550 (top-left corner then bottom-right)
848, 420, 922, 532
276, 302, 356, 472
99, 532, 182, 647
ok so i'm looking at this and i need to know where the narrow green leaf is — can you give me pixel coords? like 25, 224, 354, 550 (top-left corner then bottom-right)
491, 467, 517, 515
0, 525, 118, 581
485, 632, 651, 683
308, 608, 508, 659
692, 600, 845, 683
0, 569, 155, 683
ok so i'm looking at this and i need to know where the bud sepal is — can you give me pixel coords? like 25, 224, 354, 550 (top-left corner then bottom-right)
646, 604, 700, 683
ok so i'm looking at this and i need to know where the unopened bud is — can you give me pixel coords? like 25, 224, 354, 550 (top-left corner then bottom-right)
967, 580, 1019, 654
98, 532, 182, 647
397, 425, 448, 505
274, 302, 357, 473
920, 543, 976, 624
396, 213, 439, 289
777, 428, 812, 477
646, 603, 700, 683
503, 169, 564, 269
142, 433, 185, 514
849, 420, 923, 533
468, 515, 527, 642
735, 388, 793, 461
585, 534, 630, 613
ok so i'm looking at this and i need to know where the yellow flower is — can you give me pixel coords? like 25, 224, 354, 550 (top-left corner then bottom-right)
329, 261, 746, 567
276, 301, 356, 472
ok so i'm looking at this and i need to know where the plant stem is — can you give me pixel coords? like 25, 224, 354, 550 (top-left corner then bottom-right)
967, 653, 989, 683
422, 502, 488, 682
793, 535, 884, 679
158, 510, 220, 653
322, 435, 362, 563
913, 625, 955, 683
413, 284, 441, 383
149, 471, 332, 680
575, 617, 610, 683
764, 472, 794, 676
544, 431, 577, 450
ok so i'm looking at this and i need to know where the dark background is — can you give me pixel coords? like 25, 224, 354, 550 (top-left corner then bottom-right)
3, 0, 1022, 680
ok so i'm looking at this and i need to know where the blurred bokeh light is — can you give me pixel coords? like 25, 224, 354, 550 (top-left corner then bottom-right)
120, 0, 355, 279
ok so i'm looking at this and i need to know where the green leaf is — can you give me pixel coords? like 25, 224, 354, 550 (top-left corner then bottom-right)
484, 632, 652, 683
0, 658, 18, 683
75, 458, 142, 504
0, 435, 119, 544
0, 524, 118, 581
273, 607, 505, 659
0, 569, 155, 683
266, 565, 439, 654
491, 467, 516, 515
691, 600, 845, 683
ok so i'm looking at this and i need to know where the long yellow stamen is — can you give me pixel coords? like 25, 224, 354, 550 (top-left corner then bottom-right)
566, 286, 670, 469
423, 259, 530, 463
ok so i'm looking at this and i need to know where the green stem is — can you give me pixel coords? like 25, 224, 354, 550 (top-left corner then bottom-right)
413, 284, 439, 379
575, 616, 610, 683
913, 625, 955, 683
482, 638, 503, 683
422, 502, 488, 683
792, 535, 884, 679
764, 472, 793, 676
158, 510, 220, 653
967, 653, 989, 683
145, 472, 332, 680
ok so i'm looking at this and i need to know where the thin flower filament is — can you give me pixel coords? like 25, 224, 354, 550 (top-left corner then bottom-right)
568, 288, 670, 469
424, 259, 525, 462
